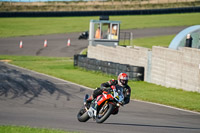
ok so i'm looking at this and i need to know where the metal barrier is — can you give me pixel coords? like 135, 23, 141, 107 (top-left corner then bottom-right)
120, 32, 133, 46
1, 7, 200, 17
74, 54, 144, 81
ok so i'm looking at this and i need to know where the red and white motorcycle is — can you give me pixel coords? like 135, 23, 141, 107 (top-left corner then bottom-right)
77, 85, 124, 123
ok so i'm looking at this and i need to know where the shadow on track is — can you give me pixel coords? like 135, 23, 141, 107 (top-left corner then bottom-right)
105, 122, 200, 130
0, 63, 71, 104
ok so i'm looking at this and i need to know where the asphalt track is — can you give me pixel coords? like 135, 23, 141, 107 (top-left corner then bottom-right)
0, 62, 200, 133
1, 26, 200, 133
0, 26, 188, 57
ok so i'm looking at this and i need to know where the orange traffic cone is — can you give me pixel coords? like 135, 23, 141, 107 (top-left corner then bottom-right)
19, 40, 23, 48
67, 38, 71, 46
44, 40, 47, 47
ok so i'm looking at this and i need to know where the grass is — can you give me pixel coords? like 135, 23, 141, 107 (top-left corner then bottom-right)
132, 81, 200, 110
0, 13, 200, 38
0, 55, 200, 112
117, 13, 200, 30
0, 125, 78, 133
132, 35, 175, 48
0, 17, 95, 38
119, 34, 176, 48
80, 48, 88, 55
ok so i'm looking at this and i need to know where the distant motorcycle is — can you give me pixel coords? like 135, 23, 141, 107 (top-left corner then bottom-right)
77, 85, 124, 123
78, 31, 89, 40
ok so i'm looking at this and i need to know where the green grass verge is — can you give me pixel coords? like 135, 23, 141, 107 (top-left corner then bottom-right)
0, 125, 78, 133
120, 34, 176, 48
80, 48, 88, 55
0, 55, 199, 112
0, 13, 200, 38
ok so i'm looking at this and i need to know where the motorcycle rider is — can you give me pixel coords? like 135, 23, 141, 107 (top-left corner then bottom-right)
86, 73, 131, 117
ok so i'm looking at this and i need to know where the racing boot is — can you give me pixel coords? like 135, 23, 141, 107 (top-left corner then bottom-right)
84, 94, 89, 106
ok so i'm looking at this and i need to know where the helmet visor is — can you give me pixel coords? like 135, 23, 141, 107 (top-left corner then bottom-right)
120, 79, 128, 85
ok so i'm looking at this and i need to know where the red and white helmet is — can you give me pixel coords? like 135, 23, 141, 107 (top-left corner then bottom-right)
118, 73, 128, 86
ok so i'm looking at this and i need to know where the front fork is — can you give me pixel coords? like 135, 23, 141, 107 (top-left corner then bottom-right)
87, 99, 98, 118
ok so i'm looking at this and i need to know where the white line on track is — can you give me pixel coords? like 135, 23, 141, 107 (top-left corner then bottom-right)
4, 62, 200, 115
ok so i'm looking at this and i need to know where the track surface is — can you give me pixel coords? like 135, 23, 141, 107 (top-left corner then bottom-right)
1, 26, 200, 133
0, 26, 187, 57
0, 62, 200, 133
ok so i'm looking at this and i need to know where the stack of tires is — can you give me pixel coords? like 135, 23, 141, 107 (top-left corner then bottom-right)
74, 54, 144, 81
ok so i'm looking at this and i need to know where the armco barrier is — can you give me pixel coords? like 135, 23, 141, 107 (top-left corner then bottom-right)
0, 7, 200, 17
74, 54, 144, 81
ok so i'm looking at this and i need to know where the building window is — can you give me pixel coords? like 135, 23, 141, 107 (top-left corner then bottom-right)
94, 23, 101, 39
93, 22, 119, 40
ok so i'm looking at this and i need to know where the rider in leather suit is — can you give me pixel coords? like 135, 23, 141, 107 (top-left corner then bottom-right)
86, 73, 131, 116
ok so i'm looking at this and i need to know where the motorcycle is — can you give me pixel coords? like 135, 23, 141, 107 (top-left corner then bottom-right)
77, 85, 124, 123
78, 31, 89, 40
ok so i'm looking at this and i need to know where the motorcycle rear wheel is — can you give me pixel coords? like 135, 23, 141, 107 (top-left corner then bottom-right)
96, 103, 114, 123
77, 106, 90, 122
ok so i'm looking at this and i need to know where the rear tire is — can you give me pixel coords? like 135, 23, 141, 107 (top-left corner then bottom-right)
96, 103, 114, 123
77, 106, 90, 122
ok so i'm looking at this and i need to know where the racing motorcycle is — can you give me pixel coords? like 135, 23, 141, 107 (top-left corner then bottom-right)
77, 85, 124, 123
78, 31, 89, 40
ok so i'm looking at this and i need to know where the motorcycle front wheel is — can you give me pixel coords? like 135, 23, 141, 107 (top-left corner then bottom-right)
77, 106, 90, 122
96, 103, 114, 123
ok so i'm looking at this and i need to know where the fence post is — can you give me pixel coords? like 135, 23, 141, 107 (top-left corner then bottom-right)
130, 32, 133, 46
147, 51, 152, 82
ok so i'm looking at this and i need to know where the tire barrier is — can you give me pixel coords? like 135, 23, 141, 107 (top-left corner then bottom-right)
0, 6, 200, 17
74, 54, 144, 81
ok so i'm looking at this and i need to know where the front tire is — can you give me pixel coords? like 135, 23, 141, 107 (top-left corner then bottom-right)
96, 103, 114, 123
77, 106, 90, 122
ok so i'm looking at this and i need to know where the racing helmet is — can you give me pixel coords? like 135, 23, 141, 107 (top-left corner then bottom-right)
118, 73, 128, 86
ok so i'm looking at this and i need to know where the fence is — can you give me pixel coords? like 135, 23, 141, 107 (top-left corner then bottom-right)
1, 7, 200, 17
119, 32, 133, 46
87, 44, 200, 93
74, 54, 144, 81
87, 45, 149, 81
151, 46, 200, 92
